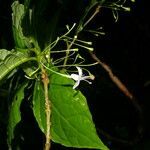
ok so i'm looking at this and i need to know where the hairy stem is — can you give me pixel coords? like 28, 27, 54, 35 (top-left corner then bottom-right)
41, 67, 51, 150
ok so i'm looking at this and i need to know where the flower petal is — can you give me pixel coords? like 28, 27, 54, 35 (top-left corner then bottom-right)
73, 80, 80, 89
71, 74, 79, 81
76, 66, 82, 76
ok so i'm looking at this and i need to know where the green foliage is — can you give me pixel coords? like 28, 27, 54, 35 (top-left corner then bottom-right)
33, 75, 108, 149
0, 49, 11, 60
0, 0, 133, 149
7, 82, 28, 147
33, 80, 47, 133
49, 72, 108, 149
12, 1, 31, 49
0, 49, 35, 81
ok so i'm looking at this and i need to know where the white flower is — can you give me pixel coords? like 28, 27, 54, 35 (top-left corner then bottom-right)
71, 66, 95, 89
41, 62, 94, 89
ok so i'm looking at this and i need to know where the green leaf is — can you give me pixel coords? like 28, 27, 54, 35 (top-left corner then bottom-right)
0, 50, 35, 81
32, 80, 47, 133
0, 49, 11, 61
49, 73, 109, 150
7, 82, 28, 147
12, 1, 30, 49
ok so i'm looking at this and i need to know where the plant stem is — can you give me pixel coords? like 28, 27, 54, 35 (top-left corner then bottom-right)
41, 67, 51, 150
83, 5, 101, 28
63, 36, 77, 66
63, 41, 70, 66
90, 52, 144, 114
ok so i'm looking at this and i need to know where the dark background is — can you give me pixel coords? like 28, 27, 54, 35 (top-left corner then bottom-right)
1, 0, 150, 149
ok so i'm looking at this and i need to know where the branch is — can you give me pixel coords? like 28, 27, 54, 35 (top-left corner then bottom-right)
90, 52, 144, 137
90, 52, 137, 104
